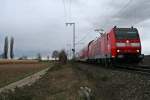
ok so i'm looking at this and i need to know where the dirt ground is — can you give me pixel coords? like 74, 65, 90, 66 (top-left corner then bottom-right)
0, 62, 49, 88
1, 61, 150, 100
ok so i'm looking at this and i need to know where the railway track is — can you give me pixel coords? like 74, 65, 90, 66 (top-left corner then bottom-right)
115, 64, 150, 75
78, 62, 150, 75
76, 62, 150, 100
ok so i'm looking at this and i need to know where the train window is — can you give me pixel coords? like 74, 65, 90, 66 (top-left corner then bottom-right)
116, 29, 139, 39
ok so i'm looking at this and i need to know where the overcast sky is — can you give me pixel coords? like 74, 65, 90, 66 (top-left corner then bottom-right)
0, 0, 150, 57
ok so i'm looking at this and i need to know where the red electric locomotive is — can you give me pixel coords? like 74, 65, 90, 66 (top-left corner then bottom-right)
78, 26, 144, 64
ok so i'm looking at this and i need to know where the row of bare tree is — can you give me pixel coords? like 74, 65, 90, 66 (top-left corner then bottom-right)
3, 36, 14, 59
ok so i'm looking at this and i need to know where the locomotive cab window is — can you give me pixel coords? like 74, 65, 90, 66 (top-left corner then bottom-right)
115, 29, 139, 39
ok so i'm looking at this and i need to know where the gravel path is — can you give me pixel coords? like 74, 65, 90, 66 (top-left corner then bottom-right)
0, 67, 50, 93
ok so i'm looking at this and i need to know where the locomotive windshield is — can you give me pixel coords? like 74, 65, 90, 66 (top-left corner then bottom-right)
115, 28, 139, 39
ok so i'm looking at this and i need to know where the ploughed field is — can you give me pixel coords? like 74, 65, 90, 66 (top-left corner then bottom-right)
0, 60, 49, 88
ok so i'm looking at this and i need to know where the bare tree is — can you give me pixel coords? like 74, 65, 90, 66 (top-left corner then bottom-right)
58, 50, 67, 64
47, 55, 49, 60
52, 50, 59, 61
37, 53, 41, 61
10, 37, 14, 59
3, 36, 8, 59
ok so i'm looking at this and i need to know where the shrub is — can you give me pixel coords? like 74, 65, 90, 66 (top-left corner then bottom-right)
58, 50, 67, 64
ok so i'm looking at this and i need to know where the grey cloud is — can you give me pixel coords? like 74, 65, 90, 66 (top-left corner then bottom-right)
0, 0, 150, 56
112, 0, 150, 25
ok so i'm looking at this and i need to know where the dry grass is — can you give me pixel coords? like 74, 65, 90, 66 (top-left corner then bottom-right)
1, 62, 150, 100
0, 63, 94, 100
0, 62, 49, 88
0, 60, 38, 64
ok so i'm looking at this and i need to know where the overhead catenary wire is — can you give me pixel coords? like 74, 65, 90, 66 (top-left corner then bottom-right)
103, 0, 133, 28
76, 0, 134, 47
69, 0, 72, 21
115, 0, 133, 15
76, 32, 95, 45
62, 0, 67, 21
113, 0, 136, 26
62, 0, 72, 21
78, 0, 133, 42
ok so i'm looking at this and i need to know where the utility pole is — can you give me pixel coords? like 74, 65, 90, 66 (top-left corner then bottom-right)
66, 43, 72, 60
66, 22, 75, 59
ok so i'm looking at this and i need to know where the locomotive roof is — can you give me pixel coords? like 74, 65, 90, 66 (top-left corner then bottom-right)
114, 28, 138, 31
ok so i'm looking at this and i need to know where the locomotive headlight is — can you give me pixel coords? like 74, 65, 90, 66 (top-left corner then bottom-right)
117, 50, 120, 52
136, 50, 140, 52
116, 43, 126, 47
131, 43, 140, 47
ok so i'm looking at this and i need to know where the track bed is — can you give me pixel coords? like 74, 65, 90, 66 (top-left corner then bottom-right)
76, 62, 150, 100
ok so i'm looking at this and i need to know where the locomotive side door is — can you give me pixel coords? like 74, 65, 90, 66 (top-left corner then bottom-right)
107, 34, 111, 57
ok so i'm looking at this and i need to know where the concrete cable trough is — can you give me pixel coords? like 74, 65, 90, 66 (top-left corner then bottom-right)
0, 67, 50, 93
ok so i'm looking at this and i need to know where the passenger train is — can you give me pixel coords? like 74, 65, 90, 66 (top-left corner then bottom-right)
77, 26, 144, 65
